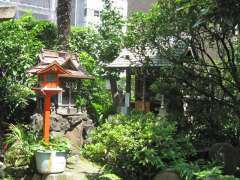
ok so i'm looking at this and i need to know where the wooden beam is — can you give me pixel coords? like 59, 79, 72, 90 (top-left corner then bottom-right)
126, 69, 131, 96
43, 95, 51, 143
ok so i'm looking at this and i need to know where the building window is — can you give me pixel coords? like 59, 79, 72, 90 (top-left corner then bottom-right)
47, 73, 57, 82
94, 10, 100, 17
39, 75, 44, 82
84, 8, 87, 16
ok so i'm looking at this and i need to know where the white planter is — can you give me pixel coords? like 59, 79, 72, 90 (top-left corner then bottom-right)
35, 151, 67, 174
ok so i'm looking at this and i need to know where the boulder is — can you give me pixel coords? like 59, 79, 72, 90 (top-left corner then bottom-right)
30, 113, 43, 130
30, 112, 93, 133
30, 112, 94, 151
209, 143, 239, 175
4, 166, 29, 178
51, 113, 70, 132
65, 123, 84, 153
0, 161, 5, 178
153, 170, 181, 180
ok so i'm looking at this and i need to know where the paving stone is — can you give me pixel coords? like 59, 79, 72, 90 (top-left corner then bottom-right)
32, 172, 74, 180
32, 156, 101, 180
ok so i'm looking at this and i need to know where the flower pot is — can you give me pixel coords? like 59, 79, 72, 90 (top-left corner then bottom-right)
35, 151, 67, 174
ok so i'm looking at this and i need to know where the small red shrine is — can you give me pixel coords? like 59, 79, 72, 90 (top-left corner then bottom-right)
28, 49, 94, 143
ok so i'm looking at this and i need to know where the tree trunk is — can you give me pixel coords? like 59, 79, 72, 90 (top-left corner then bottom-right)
57, 0, 72, 50
109, 77, 118, 112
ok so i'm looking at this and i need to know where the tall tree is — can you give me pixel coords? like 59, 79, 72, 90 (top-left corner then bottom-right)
57, 0, 72, 50
126, 0, 240, 144
98, 0, 124, 111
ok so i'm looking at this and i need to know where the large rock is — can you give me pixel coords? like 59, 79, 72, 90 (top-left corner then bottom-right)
65, 123, 84, 153
0, 161, 5, 178
209, 143, 239, 175
4, 165, 29, 178
153, 170, 181, 180
30, 112, 94, 150
51, 113, 70, 131
30, 112, 93, 132
30, 113, 43, 130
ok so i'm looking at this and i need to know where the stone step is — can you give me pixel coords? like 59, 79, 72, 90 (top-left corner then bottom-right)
33, 172, 74, 180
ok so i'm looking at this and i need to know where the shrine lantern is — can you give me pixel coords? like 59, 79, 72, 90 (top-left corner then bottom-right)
32, 62, 70, 143
28, 49, 94, 144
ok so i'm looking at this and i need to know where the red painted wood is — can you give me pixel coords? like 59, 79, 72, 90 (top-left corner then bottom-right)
43, 95, 51, 143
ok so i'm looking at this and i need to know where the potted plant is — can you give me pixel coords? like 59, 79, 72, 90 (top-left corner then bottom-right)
34, 137, 71, 174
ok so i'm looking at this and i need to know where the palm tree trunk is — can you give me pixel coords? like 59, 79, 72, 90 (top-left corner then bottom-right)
57, 0, 72, 50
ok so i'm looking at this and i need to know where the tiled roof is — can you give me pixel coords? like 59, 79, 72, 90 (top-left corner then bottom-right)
28, 49, 94, 79
106, 48, 171, 68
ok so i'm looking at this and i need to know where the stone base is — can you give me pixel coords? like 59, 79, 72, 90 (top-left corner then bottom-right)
33, 172, 74, 180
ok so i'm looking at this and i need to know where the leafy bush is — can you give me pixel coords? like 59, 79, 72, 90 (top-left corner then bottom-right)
194, 166, 239, 180
4, 124, 38, 167
0, 15, 57, 122
4, 124, 71, 167
174, 160, 240, 180
74, 51, 113, 123
82, 112, 194, 179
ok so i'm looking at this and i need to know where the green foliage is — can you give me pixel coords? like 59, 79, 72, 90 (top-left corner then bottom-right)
82, 112, 194, 179
4, 124, 38, 167
173, 160, 240, 180
4, 124, 70, 167
34, 136, 71, 152
126, 0, 240, 146
99, 173, 122, 180
1, 176, 15, 180
173, 160, 199, 180
98, 0, 124, 63
78, 51, 97, 74
79, 78, 113, 123
194, 166, 239, 180
0, 15, 57, 122
70, 32, 113, 123
69, 27, 100, 59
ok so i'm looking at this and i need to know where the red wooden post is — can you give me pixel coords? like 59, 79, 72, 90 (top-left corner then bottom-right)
43, 95, 51, 143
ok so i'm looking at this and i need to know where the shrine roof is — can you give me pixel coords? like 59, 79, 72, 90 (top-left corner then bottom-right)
28, 49, 94, 79
37, 62, 70, 75
59, 69, 95, 80
106, 48, 188, 69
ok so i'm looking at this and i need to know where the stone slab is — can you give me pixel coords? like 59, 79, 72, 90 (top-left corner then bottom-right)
33, 172, 74, 180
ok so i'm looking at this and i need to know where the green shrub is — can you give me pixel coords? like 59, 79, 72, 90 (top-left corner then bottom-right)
82, 112, 194, 179
194, 166, 239, 180
0, 15, 57, 122
4, 124, 71, 167
174, 160, 240, 180
4, 124, 38, 167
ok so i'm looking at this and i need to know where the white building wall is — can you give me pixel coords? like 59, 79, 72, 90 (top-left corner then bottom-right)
82, 0, 103, 26
0, 0, 128, 27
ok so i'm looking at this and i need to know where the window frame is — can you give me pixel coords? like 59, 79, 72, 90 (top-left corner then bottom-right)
46, 73, 57, 82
